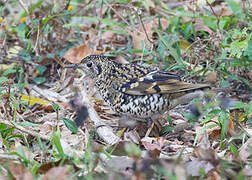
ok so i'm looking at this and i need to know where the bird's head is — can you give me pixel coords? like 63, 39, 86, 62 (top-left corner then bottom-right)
65, 55, 112, 78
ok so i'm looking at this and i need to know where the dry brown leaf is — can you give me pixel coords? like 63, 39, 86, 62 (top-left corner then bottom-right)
206, 71, 218, 83
179, 39, 192, 52
42, 166, 71, 180
116, 55, 129, 64
10, 140, 34, 160
101, 31, 115, 43
37, 160, 79, 174
64, 45, 103, 63
130, 30, 146, 55
205, 170, 221, 180
216, 8, 233, 17
124, 130, 141, 144
102, 156, 134, 177
239, 138, 252, 162
39, 122, 53, 136
243, 165, 252, 176
194, 19, 214, 35
186, 158, 215, 177
141, 137, 165, 151
228, 111, 243, 136
195, 117, 221, 143
8, 162, 33, 180
131, 18, 169, 55
0, 174, 7, 180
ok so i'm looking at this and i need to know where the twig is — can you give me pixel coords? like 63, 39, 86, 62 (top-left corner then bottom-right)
0, 119, 51, 141
18, 0, 29, 15
134, 9, 154, 44
33, 22, 40, 56
206, 1, 220, 33
103, 1, 144, 36
75, 78, 120, 145
64, 0, 71, 10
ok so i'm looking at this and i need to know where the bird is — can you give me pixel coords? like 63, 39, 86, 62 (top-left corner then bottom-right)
65, 55, 211, 125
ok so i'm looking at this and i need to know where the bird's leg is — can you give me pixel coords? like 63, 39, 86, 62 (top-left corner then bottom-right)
145, 117, 155, 137
147, 117, 153, 128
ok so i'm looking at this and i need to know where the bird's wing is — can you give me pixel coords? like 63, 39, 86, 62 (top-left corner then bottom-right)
116, 70, 210, 95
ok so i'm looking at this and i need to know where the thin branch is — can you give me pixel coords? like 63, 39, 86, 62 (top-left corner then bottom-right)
134, 8, 154, 44
0, 119, 51, 141
18, 0, 29, 15
75, 78, 120, 145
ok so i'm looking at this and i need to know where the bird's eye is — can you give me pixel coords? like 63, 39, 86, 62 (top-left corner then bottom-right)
86, 61, 92, 68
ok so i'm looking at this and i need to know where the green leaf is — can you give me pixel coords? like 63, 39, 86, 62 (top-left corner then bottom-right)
2, 68, 17, 76
220, 80, 230, 88
0, 76, 9, 84
230, 39, 248, 58
101, 18, 127, 28
201, 16, 217, 31
17, 23, 26, 31
51, 130, 64, 156
230, 101, 246, 109
226, 0, 244, 17
160, 126, 174, 135
125, 143, 141, 158
29, 0, 44, 14
61, 118, 78, 134
52, 103, 60, 112
154, 29, 185, 65
102, 29, 128, 35
71, 16, 99, 24
33, 77, 46, 84
42, 15, 57, 25
183, 112, 198, 122
19, 121, 40, 127
230, 143, 239, 156
18, 50, 32, 61
115, 0, 130, 3
184, 22, 192, 40
35, 65, 47, 75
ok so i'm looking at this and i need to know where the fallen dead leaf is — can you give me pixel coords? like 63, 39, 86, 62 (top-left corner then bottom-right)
116, 55, 129, 64
195, 129, 219, 163
141, 137, 165, 151
39, 121, 53, 136
131, 18, 169, 55
194, 19, 214, 35
206, 71, 218, 83
239, 138, 252, 162
8, 162, 33, 180
101, 154, 134, 177
100, 31, 115, 43
186, 157, 215, 177
243, 165, 252, 176
64, 44, 103, 63
42, 166, 72, 180
216, 8, 233, 17
195, 117, 221, 143
124, 130, 141, 144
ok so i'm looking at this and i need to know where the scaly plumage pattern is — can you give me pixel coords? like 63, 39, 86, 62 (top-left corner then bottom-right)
65, 55, 210, 121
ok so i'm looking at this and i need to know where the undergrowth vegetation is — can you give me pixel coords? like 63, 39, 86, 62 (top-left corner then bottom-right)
0, 0, 251, 179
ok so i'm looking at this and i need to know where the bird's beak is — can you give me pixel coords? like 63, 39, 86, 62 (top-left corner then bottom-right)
64, 64, 80, 68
